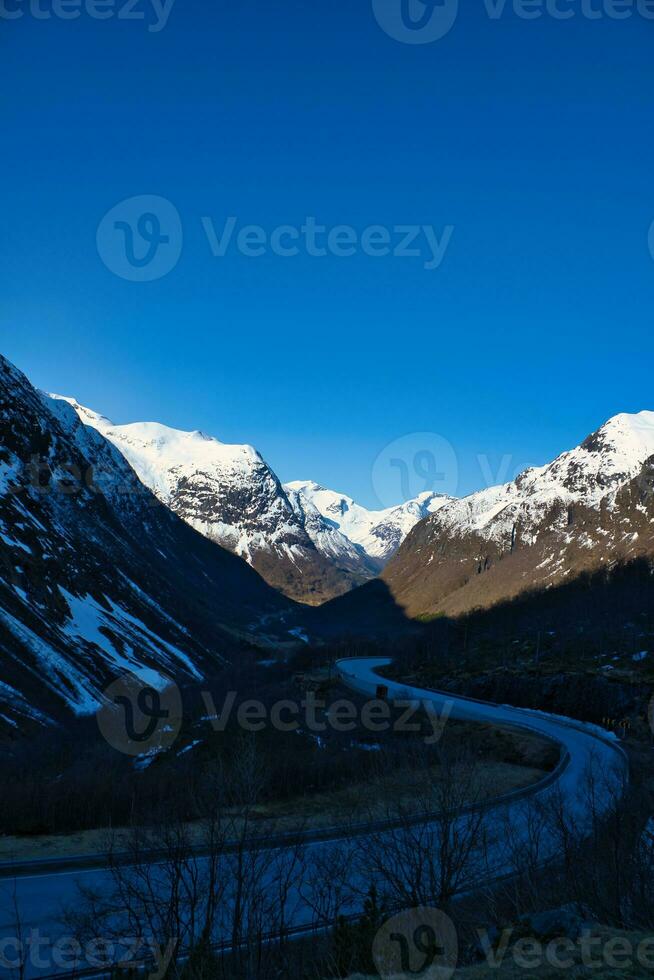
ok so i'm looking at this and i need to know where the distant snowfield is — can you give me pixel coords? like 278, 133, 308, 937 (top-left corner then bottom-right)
286, 479, 453, 564
53, 395, 454, 572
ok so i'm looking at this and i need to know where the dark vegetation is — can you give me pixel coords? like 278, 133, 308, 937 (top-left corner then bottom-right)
312, 558, 654, 738
0, 657, 549, 838
60, 739, 654, 980
4, 558, 652, 839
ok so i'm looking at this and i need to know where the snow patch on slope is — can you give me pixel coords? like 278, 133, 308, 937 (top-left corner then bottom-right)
286, 481, 453, 564
60, 588, 202, 684
422, 411, 654, 546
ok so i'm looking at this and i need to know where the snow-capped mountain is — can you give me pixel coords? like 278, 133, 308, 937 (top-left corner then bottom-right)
286, 481, 453, 568
0, 356, 293, 732
56, 398, 452, 602
53, 398, 374, 603
427, 411, 654, 545
284, 486, 379, 575
376, 411, 654, 618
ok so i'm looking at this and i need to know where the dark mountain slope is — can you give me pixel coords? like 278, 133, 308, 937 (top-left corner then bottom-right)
0, 356, 293, 732
320, 413, 654, 626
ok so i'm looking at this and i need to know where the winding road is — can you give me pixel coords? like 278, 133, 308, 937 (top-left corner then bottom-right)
337, 656, 628, 825
0, 657, 629, 978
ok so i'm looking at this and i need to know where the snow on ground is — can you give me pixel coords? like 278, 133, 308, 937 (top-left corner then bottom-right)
0, 678, 50, 724
0, 606, 99, 715
288, 627, 309, 643
0, 530, 32, 553
286, 480, 453, 562
59, 587, 202, 685
412, 410, 654, 546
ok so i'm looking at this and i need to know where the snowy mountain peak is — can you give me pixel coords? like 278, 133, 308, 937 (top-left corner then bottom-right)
514, 409, 654, 510
49, 394, 113, 430
50, 398, 265, 505
415, 409, 654, 548
581, 410, 654, 471
376, 409, 654, 620
55, 398, 455, 597
285, 480, 454, 566
57, 399, 377, 602
0, 357, 289, 731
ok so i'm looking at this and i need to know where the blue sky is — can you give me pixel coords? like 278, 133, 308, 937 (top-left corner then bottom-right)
2, 0, 653, 508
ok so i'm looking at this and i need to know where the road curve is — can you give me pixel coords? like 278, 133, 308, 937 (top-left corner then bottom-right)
336, 655, 629, 827
0, 657, 629, 979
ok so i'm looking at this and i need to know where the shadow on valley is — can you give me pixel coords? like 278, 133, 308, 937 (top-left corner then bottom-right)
2, 559, 653, 842
306, 577, 415, 638
310, 557, 654, 736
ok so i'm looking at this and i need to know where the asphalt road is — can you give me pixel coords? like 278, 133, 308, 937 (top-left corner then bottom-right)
0, 656, 628, 978
337, 656, 628, 826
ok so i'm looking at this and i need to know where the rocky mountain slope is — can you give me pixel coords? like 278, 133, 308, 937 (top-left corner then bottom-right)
378, 412, 654, 618
53, 398, 373, 604
58, 399, 446, 603
286, 480, 453, 569
0, 356, 295, 733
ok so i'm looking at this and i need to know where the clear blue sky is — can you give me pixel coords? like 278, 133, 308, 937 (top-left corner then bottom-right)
2, 0, 653, 507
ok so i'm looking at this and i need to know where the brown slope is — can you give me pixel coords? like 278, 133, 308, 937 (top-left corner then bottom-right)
381, 458, 654, 619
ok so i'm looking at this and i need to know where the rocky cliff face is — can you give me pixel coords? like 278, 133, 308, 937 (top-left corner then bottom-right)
0, 357, 294, 732
58, 399, 451, 604
52, 399, 374, 604
379, 412, 654, 618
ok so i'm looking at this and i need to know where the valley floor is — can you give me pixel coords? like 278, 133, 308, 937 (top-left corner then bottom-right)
0, 756, 546, 864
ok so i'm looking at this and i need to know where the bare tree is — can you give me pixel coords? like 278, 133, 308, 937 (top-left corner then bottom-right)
65, 735, 311, 980
355, 745, 490, 912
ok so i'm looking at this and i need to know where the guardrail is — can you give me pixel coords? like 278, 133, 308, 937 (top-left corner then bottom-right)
0, 743, 568, 881
9, 657, 624, 980
335, 657, 629, 763
1, 663, 580, 881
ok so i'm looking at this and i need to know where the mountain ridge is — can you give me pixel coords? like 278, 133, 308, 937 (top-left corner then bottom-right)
0, 357, 294, 732
55, 397, 452, 602
375, 410, 654, 619
286, 479, 454, 569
